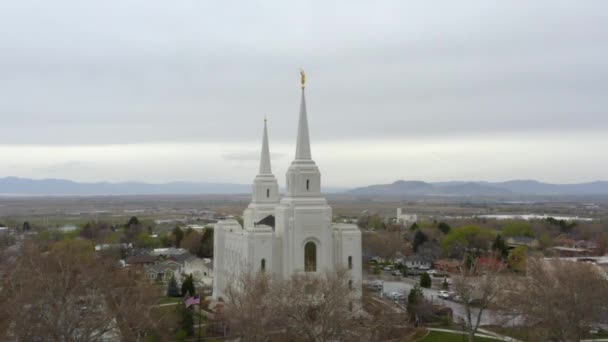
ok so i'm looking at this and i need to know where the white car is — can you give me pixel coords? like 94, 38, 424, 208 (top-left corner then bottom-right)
438, 290, 450, 299
418, 265, 431, 270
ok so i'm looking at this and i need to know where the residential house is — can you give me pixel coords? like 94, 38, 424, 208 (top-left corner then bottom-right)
125, 254, 158, 267
152, 247, 188, 256
404, 255, 432, 269
145, 260, 182, 283
168, 252, 214, 285
506, 236, 539, 248
552, 246, 589, 257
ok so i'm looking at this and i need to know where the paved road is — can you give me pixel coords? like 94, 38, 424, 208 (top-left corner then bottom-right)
368, 279, 521, 326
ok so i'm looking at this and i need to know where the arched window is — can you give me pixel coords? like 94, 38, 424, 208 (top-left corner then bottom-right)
348, 256, 353, 269
304, 241, 317, 272
306, 179, 310, 191
266, 188, 270, 198
261, 258, 266, 272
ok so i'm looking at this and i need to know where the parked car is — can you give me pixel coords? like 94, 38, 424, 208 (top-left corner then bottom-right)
369, 281, 383, 291
391, 270, 402, 276
383, 265, 394, 271
418, 265, 431, 270
438, 290, 450, 299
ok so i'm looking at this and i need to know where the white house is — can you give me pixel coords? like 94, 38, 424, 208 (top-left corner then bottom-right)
396, 208, 417, 226
213, 76, 362, 300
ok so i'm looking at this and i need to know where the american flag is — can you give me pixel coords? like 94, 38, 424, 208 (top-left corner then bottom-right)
184, 295, 200, 308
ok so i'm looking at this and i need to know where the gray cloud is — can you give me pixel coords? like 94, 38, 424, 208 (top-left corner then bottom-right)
1, 0, 607, 146
222, 151, 286, 161
0, 1, 606, 184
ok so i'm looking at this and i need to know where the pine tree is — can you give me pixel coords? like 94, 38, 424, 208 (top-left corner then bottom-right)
413, 230, 428, 252
167, 275, 180, 297
492, 234, 509, 259
181, 274, 195, 297
172, 226, 184, 248
420, 272, 431, 288
437, 222, 451, 234
177, 305, 194, 337
407, 284, 424, 316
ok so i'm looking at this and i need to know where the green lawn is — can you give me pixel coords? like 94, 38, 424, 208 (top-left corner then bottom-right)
156, 296, 182, 305
419, 331, 500, 342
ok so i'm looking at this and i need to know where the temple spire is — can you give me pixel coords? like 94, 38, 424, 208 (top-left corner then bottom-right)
259, 117, 272, 174
295, 73, 312, 160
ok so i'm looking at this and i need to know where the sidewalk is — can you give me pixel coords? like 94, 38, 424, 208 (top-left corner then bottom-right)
427, 327, 522, 342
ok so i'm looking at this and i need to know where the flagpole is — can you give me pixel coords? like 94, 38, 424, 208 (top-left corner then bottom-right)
198, 293, 201, 341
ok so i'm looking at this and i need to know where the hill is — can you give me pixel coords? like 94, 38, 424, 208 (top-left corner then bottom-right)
347, 180, 608, 197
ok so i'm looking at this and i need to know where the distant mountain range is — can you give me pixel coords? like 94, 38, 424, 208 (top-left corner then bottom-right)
1, 177, 607, 197
346, 180, 608, 197
0, 177, 251, 196
0, 177, 347, 196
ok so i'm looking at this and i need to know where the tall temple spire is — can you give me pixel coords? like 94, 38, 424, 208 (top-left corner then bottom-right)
259, 117, 272, 174
295, 71, 312, 160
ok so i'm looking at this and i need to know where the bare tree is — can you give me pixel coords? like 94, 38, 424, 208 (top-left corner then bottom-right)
502, 257, 608, 341
270, 269, 359, 342
451, 255, 505, 342
222, 268, 366, 342
0, 239, 163, 341
223, 270, 275, 342
363, 231, 408, 263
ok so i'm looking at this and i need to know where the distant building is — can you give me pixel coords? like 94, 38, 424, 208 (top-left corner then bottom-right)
552, 246, 589, 257
403, 255, 432, 269
506, 236, 539, 248
152, 247, 188, 256
59, 225, 77, 233
396, 208, 417, 226
185, 224, 207, 233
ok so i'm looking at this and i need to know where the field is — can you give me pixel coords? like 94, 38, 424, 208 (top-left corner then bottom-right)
0, 193, 606, 229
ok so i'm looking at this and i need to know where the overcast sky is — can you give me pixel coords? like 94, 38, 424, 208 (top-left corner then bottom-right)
1, 1, 607, 187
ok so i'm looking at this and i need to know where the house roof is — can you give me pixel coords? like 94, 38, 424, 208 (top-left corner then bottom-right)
169, 251, 196, 264
126, 255, 157, 265
152, 247, 188, 256
146, 261, 181, 273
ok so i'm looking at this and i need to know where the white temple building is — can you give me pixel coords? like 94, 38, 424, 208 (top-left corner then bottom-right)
212, 75, 362, 300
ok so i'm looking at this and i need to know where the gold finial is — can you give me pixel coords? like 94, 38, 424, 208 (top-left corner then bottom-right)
300, 69, 306, 88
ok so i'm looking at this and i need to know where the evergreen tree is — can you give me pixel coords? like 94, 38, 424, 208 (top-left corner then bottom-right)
22, 221, 31, 232
126, 216, 140, 227
420, 272, 431, 288
198, 229, 214, 258
407, 284, 424, 316
177, 305, 194, 337
181, 274, 195, 297
410, 222, 419, 230
437, 222, 451, 234
167, 275, 180, 297
172, 226, 184, 248
413, 230, 428, 253
492, 234, 509, 259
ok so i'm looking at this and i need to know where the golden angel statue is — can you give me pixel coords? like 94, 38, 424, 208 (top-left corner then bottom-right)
300, 69, 306, 88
